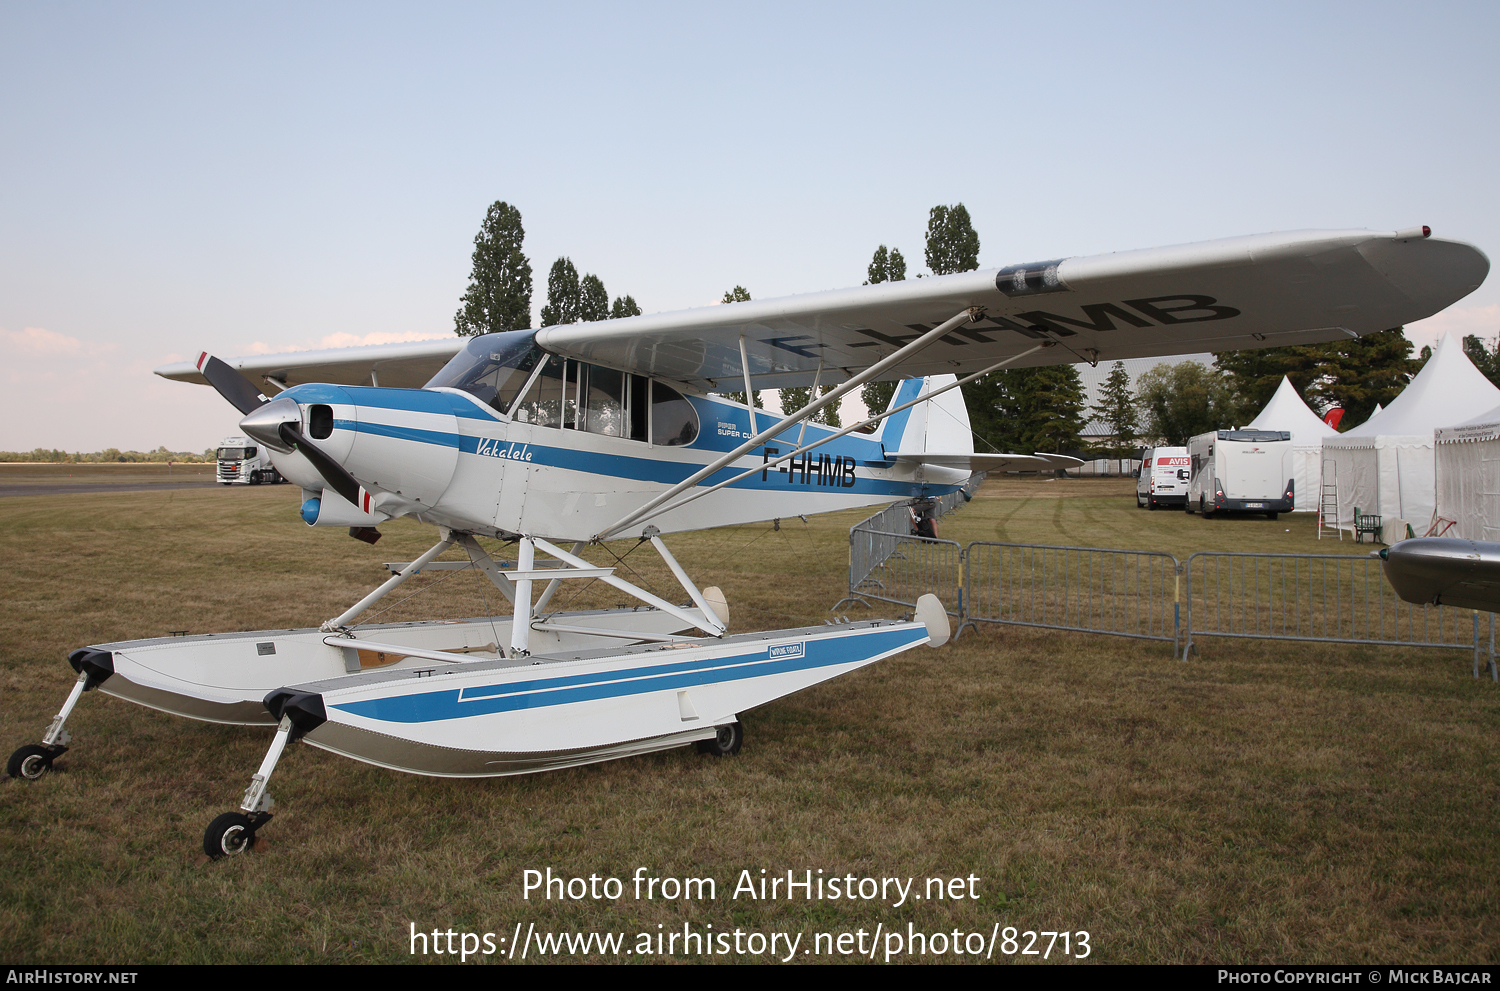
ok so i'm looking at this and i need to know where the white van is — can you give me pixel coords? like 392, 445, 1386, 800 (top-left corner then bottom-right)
1136, 446, 1189, 509
1186, 429, 1294, 518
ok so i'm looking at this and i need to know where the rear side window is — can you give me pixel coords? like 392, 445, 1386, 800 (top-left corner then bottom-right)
650, 382, 698, 447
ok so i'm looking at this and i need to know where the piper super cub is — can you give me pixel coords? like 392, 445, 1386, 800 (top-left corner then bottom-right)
8, 226, 1487, 858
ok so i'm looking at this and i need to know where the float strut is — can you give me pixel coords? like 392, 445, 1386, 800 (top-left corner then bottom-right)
42, 672, 89, 747
510, 538, 535, 657
322, 529, 454, 631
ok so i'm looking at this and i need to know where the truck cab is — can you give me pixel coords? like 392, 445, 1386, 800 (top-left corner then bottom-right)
216, 435, 283, 485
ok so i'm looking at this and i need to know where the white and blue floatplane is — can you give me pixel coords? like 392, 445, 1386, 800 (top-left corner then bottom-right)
8, 226, 1486, 858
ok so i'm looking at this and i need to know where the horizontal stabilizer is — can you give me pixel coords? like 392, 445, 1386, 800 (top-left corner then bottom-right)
891, 451, 1083, 472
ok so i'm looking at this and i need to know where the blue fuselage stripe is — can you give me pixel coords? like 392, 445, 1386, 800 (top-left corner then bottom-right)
330, 628, 924, 724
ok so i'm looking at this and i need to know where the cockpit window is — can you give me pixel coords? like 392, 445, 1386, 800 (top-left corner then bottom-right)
424, 331, 541, 414
510, 354, 697, 446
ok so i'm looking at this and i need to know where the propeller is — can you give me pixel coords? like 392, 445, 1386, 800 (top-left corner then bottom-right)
196, 352, 269, 415
197, 352, 364, 507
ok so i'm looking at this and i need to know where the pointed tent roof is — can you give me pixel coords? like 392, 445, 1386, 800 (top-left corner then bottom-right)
1248, 375, 1338, 440
1340, 332, 1500, 438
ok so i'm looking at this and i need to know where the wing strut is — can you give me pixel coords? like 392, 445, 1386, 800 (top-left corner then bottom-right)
738, 334, 759, 435
618, 343, 1048, 531
595, 307, 981, 541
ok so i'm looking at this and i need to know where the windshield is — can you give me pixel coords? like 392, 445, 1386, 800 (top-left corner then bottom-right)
217, 447, 255, 460
424, 330, 541, 413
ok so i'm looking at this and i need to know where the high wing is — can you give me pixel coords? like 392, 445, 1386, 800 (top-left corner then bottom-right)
155, 228, 1487, 394
155, 339, 465, 391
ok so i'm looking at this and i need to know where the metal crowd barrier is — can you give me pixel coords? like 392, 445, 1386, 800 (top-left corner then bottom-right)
836, 528, 1498, 678
840, 475, 983, 615
1183, 551, 1498, 678
960, 542, 1181, 645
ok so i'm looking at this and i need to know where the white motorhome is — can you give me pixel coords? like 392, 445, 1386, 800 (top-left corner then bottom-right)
1186, 429, 1294, 518
1136, 446, 1189, 509
216, 435, 283, 485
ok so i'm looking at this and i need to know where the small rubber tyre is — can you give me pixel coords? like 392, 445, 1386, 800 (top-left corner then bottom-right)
203, 812, 257, 859
1136, 493, 1145, 508
1267, 512, 1279, 521
697, 721, 744, 757
7, 744, 54, 780
1148, 499, 1157, 511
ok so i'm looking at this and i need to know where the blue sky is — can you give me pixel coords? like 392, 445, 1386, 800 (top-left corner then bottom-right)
3, 2, 1497, 450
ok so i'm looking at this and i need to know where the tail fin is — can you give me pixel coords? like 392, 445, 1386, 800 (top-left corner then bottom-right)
874, 374, 972, 455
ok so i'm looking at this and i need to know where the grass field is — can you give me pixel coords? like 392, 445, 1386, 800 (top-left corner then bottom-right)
1, 472, 1496, 964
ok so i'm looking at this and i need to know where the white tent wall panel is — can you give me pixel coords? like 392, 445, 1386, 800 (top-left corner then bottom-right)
1322, 436, 1434, 531
1435, 437, 1500, 540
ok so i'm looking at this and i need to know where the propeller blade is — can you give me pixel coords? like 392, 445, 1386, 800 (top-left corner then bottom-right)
279, 423, 363, 508
196, 352, 268, 415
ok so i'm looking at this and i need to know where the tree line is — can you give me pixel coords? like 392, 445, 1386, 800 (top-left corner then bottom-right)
452, 201, 1496, 453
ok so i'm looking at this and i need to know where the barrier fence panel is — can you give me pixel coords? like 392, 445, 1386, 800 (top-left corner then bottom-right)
961, 542, 1181, 646
1183, 551, 1498, 678
847, 502, 915, 594
850, 532, 965, 616
844, 474, 984, 598
836, 489, 1496, 678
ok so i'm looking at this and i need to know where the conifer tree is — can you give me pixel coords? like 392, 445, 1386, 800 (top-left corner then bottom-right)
1090, 361, 1139, 456
1464, 334, 1500, 388
1308, 329, 1419, 428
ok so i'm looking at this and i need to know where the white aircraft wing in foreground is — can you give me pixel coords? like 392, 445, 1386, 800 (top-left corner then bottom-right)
157, 227, 1488, 395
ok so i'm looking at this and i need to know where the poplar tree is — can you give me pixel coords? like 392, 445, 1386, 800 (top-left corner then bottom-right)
861, 244, 906, 417
924, 204, 980, 276
865, 245, 907, 285
539, 258, 580, 327
578, 273, 610, 323
454, 201, 533, 335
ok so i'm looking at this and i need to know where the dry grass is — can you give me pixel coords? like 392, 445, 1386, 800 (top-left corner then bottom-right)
1, 472, 1496, 964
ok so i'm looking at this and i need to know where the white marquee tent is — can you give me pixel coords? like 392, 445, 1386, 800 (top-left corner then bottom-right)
1435, 402, 1500, 541
1247, 375, 1338, 511
1323, 333, 1500, 532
